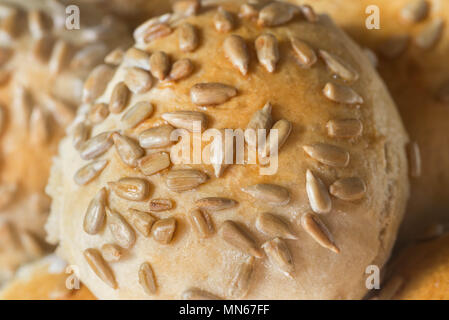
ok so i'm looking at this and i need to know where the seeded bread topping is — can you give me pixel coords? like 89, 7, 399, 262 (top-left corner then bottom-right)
0, 0, 130, 284
45, 0, 409, 299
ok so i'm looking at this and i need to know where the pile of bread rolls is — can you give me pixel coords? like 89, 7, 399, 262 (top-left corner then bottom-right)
0, 0, 447, 300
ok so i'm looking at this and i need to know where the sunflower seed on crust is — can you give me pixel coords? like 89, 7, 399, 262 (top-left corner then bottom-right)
214, 7, 234, 32
108, 177, 150, 201
400, 0, 428, 24
105, 48, 124, 65
83, 64, 115, 104
223, 35, 249, 75
228, 256, 255, 299
322, 82, 364, 104
262, 237, 294, 277
128, 209, 156, 237
151, 218, 176, 244
112, 133, 144, 168
162, 111, 207, 132
173, 0, 200, 16
121, 101, 153, 129
149, 51, 170, 81
415, 18, 444, 49
83, 248, 117, 288
189, 209, 214, 238
378, 35, 409, 59
89, 103, 109, 124
245, 102, 272, 147
330, 177, 366, 201
139, 262, 157, 295
134, 22, 172, 45
195, 197, 237, 211
124, 67, 153, 94
256, 212, 297, 240
182, 288, 221, 300
83, 188, 107, 235
149, 199, 173, 212
190, 83, 237, 106
301, 212, 339, 253
178, 23, 199, 52
106, 207, 136, 249
101, 244, 123, 262
124, 47, 151, 70
242, 183, 290, 206
74, 160, 109, 185
71, 44, 108, 70
166, 169, 208, 192
239, 3, 258, 19
168, 58, 194, 81
290, 37, 316, 68
258, 2, 299, 27
303, 143, 350, 167
79, 131, 114, 160
219, 220, 262, 258
306, 170, 331, 214
139, 125, 174, 148
319, 50, 359, 82
326, 119, 363, 138
407, 141, 421, 178
300, 4, 318, 22
255, 33, 279, 73
138, 152, 171, 176
109, 82, 131, 114
263, 119, 292, 157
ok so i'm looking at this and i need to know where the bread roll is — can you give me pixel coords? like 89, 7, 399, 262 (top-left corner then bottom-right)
0, 0, 130, 284
45, 0, 409, 299
287, 0, 449, 245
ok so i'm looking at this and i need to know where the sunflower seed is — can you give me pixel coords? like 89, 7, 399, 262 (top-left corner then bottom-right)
189, 208, 214, 238
229, 256, 255, 298
407, 141, 421, 178
301, 212, 339, 253
224, 35, 249, 75
300, 4, 318, 22
134, 22, 172, 45
239, 3, 259, 19
149, 199, 173, 212
139, 125, 174, 148
71, 44, 107, 70
179, 23, 199, 52
89, 102, 110, 124
326, 119, 363, 138
378, 35, 409, 59
258, 2, 299, 27
83, 188, 107, 235
214, 7, 234, 32
219, 220, 262, 258
437, 80, 449, 103
290, 37, 316, 68
415, 18, 444, 49
83, 248, 117, 289
151, 217, 176, 244
322, 82, 364, 104
168, 58, 194, 81
182, 288, 221, 300
303, 143, 350, 167
263, 119, 292, 156
190, 83, 237, 106
0, 183, 17, 209
74, 160, 109, 185
256, 212, 297, 240
255, 33, 279, 73
49, 40, 70, 75
173, 0, 200, 16
106, 207, 136, 249
195, 197, 237, 211
262, 237, 294, 277
101, 244, 123, 262
121, 101, 153, 129
245, 102, 272, 147
149, 51, 170, 81
80, 131, 114, 160
124, 67, 153, 94
306, 170, 332, 214
400, 0, 428, 23
166, 169, 208, 192
319, 50, 359, 82
82, 64, 115, 104
108, 177, 150, 201
139, 262, 157, 295
105, 48, 124, 65
29, 107, 48, 145
124, 47, 151, 70
0, 46, 12, 66
162, 111, 207, 132
330, 177, 366, 201
242, 183, 290, 206
128, 209, 156, 237
109, 82, 131, 114
209, 129, 234, 177
138, 152, 171, 176
112, 133, 144, 168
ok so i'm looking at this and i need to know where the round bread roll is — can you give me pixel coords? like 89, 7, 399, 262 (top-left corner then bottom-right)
287, 0, 449, 245
0, 0, 130, 284
0, 255, 96, 300
45, 0, 410, 299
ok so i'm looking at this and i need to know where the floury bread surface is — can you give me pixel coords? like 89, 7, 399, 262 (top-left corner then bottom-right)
45, 0, 410, 299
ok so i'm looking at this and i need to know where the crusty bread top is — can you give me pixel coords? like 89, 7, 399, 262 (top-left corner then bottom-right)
46, 0, 409, 299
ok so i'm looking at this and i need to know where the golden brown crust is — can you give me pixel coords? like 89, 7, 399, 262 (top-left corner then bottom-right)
46, 1, 409, 299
